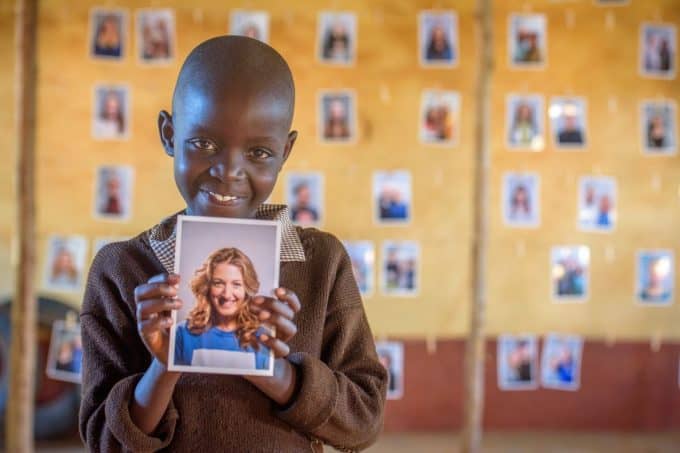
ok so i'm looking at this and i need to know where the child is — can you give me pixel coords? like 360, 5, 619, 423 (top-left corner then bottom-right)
79, 36, 387, 452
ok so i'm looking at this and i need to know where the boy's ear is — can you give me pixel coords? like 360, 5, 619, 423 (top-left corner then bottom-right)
282, 130, 297, 164
158, 110, 175, 157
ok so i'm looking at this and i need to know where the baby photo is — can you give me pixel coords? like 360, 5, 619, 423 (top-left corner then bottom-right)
540, 333, 583, 391
418, 10, 458, 67
43, 235, 88, 293
502, 172, 540, 228
578, 176, 617, 232
373, 171, 412, 224
636, 250, 674, 306
549, 97, 588, 149
640, 23, 676, 79
420, 90, 460, 145
92, 84, 130, 140
89, 8, 127, 60
375, 340, 404, 400
46, 320, 83, 384
508, 13, 547, 68
285, 172, 323, 226
506, 94, 545, 151
93, 165, 134, 221
551, 245, 590, 302
343, 240, 375, 297
317, 12, 357, 65
497, 334, 539, 391
318, 90, 356, 143
169, 216, 280, 375
641, 100, 677, 155
136, 8, 175, 64
381, 241, 419, 297
229, 10, 269, 43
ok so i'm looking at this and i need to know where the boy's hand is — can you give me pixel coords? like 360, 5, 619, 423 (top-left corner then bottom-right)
250, 287, 301, 358
133, 273, 183, 366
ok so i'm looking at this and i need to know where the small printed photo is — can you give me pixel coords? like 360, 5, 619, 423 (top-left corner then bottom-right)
93, 165, 134, 221
229, 10, 269, 43
93, 236, 129, 256
46, 320, 83, 384
381, 241, 419, 297
636, 250, 674, 306
285, 172, 323, 226
92, 84, 130, 140
418, 10, 458, 67
506, 94, 545, 151
578, 176, 617, 232
641, 100, 677, 155
497, 334, 539, 391
89, 8, 127, 60
43, 235, 88, 293
319, 90, 356, 143
317, 12, 357, 65
549, 97, 587, 149
640, 23, 676, 79
169, 216, 280, 375
375, 341, 404, 400
373, 171, 412, 224
420, 90, 460, 145
509, 13, 547, 68
502, 172, 540, 228
551, 246, 590, 302
343, 241, 375, 297
136, 8, 175, 64
540, 333, 583, 391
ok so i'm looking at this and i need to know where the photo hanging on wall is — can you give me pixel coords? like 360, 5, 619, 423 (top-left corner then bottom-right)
46, 320, 83, 384
551, 245, 590, 303
506, 93, 545, 151
419, 89, 460, 146
317, 11, 357, 66
502, 172, 540, 228
318, 90, 357, 144
641, 99, 677, 156
540, 333, 583, 391
285, 172, 324, 227
136, 8, 175, 65
343, 240, 375, 298
381, 240, 419, 297
93, 165, 134, 222
89, 7, 127, 60
418, 10, 458, 67
375, 341, 404, 400
577, 176, 617, 233
92, 84, 131, 141
639, 22, 676, 80
636, 250, 674, 306
373, 170, 412, 225
549, 97, 588, 150
43, 235, 89, 294
229, 10, 270, 43
508, 13, 547, 69
497, 334, 539, 391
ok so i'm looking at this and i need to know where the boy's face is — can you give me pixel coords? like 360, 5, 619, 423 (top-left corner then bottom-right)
159, 87, 296, 218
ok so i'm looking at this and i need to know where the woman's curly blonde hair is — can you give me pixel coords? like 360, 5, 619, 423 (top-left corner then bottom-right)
186, 247, 261, 348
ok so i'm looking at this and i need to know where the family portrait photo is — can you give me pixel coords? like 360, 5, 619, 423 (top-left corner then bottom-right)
381, 241, 419, 297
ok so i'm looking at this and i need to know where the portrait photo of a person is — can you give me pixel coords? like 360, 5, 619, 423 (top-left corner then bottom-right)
136, 8, 174, 64
509, 14, 547, 68
317, 12, 356, 65
550, 97, 587, 149
46, 320, 83, 384
285, 172, 323, 226
43, 236, 88, 293
640, 23, 676, 79
229, 10, 269, 43
502, 172, 540, 228
578, 176, 617, 232
375, 341, 404, 400
94, 165, 134, 221
319, 90, 356, 143
418, 11, 458, 67
541, 334, 583, 391
636, 250, 674, 306
373, 171, 412, 224
551, 246, 590, 302
89, 8, 126, 59
497, 334, 538, 390
506, 94, 545, 151
642, 100, 677, 155
169, 216, 279, 375
92, 85, 129, 140
343, 240, 375, 297
381, 241, 419, 297
420, 90, 460, 145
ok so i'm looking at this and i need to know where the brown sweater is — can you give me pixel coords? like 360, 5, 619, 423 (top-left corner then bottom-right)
79, 226, 387, 452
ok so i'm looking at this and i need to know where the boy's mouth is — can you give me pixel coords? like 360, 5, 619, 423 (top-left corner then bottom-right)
203, 190, 241, 205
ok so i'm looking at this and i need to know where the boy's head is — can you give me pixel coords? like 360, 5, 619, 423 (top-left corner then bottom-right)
158, 36, 297, 218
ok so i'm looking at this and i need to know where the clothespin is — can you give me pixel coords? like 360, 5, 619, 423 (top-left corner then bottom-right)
379, 84, 391, 104
516, 240, 526, 258
565, 9, 575, 29
651, 332, 662, 352
605, 11, 616, 31
426, 334, 437, 355
192, 8, 203, 24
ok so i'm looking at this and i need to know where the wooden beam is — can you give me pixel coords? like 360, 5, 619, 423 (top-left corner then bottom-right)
8, 0, 38, 451
462, 0, 493, 452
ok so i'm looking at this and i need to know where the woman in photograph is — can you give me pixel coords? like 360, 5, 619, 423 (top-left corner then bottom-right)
509, 101, 538, 147
647, 113, 667, 149
322, 19, 351, 61
94, 89, 125, 138
425, 24, 453, 61
507, 340, 532, 382
324, 97, 351, 139
423, 101, 453, 141
50, 246, 79, 286
93, 14, 122, 57
508, 183, 532, 222
639, 256, 672, 303
100, 169, 123, 216
141, 15, 171, 60
174, 247, 270, 369
56, 335, 83, 374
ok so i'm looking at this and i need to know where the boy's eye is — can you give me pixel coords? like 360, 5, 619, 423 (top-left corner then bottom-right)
188, 138, 218, 152
247, 147, 273, 160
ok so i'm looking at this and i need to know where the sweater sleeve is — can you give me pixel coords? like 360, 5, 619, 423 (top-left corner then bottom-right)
79, 247, 179, 452
274, 240, 388, 451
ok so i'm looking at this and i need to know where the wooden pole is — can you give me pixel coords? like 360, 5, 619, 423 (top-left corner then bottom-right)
8, 0, 38, 451
462, 0, 493, 452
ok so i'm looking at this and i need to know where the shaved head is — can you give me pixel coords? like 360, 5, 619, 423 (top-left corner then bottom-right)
172, 35, 295, 128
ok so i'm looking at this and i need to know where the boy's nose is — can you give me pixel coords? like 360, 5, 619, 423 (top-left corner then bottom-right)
209, 150, 246, 181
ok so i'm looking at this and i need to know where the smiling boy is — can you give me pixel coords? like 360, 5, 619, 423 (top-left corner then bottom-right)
80, 36, 387, 452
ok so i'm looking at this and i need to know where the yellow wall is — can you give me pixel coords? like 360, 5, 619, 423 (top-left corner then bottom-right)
0, 0, 678, 341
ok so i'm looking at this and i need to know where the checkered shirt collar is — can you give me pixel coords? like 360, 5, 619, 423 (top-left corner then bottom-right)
146, 204, 306, 273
